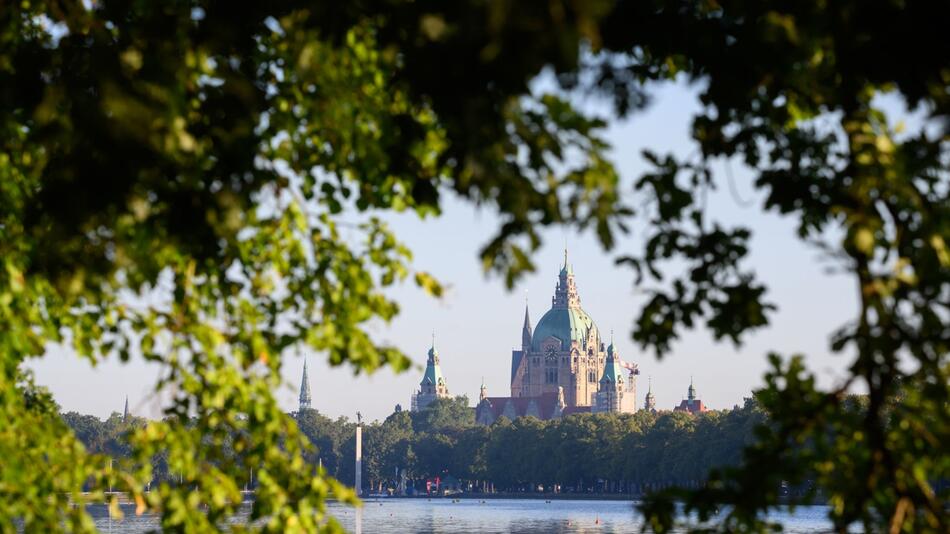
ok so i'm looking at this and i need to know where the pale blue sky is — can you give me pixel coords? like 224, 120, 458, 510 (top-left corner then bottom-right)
33, 78, 926, 422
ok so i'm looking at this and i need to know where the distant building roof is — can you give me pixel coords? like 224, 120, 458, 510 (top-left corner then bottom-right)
674, 398, 708, 414
477, 392, 561, 421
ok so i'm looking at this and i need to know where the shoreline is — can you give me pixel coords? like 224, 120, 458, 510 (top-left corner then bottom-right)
366, 493, 640, 502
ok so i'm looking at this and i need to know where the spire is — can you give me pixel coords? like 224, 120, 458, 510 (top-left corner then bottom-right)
428, 330, 439, 363
644, 376, 657, 412
553, 247, 580, 308
560, 247, 574, 276
479, 377, 488, 402
688, 376, 696, 401
421, 335, 446, 390
123, 395, 129, 422
521, 299, 532, 349
299, 359, 312, 411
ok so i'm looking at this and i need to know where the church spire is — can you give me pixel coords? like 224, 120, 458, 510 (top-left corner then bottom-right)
123, 395, 129, 422
521, 298, 532, 349
687, 376, 696, 401
299, 359, 312, 411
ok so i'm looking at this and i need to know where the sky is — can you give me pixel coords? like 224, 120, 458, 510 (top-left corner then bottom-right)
32, 77, 911, 423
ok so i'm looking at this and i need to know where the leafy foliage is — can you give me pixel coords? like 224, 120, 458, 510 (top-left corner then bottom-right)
1, 0, 947, 532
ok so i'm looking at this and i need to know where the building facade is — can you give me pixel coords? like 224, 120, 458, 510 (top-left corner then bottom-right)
477, 251, 638, 424
412, 337, 450, 411
674, 378, 708, 414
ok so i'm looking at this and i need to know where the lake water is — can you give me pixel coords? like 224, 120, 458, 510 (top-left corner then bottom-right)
90, 498, 841, 533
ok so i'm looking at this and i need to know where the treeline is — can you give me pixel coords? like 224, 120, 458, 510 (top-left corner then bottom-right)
61, 397, 765, 495
295, 397, 766, 495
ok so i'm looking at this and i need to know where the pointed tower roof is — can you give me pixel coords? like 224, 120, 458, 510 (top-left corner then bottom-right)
299, 359, 312, 410
687, 376, 697, 401
123, 395, 129, 422
421, 333, 445, 387
600, 336, 624, 385
644, 376, 657, 411
521, 298, 532, 346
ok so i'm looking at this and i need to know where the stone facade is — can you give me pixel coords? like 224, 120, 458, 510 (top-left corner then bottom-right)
477, 251, 638, 424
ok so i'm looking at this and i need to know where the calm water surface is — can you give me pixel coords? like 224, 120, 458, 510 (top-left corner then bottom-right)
91, 498, 841, 533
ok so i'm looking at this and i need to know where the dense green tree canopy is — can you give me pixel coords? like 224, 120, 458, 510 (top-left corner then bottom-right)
64, 402, 770, 497
1, 1, 947, 532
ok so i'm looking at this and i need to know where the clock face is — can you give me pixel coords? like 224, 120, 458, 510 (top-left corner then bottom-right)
545, 347, 558, 362
540, 336, 561, 353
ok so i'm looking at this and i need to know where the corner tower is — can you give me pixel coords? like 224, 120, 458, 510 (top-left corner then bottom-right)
593, 335, 637, 413
412, 334, 450, 411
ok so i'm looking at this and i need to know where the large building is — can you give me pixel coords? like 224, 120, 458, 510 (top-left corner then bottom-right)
476, 251, 638, 424
412, 336, 450, 411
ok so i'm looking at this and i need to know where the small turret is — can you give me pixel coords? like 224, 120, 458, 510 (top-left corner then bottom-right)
479, 378, 488, 402
644, 376, 657, 412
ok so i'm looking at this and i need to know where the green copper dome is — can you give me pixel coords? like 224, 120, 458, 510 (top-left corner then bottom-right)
531, 306, 599, 352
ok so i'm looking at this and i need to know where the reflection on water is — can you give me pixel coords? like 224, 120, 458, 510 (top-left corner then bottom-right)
89, 498, 841, 533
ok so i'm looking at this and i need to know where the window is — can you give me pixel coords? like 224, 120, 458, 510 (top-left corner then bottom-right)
545, 368, 558, 384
